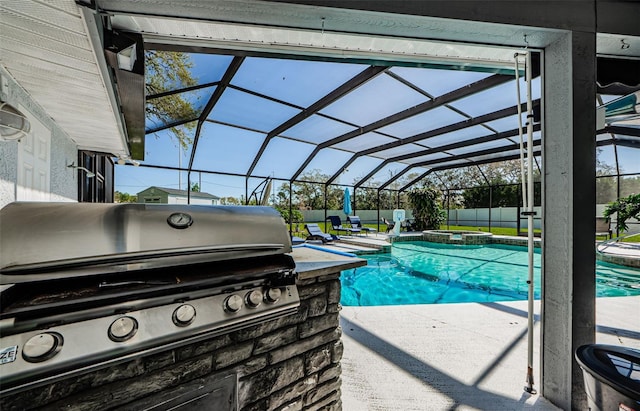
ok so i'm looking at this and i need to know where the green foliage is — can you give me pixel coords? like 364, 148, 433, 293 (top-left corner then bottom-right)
114, 191, 137, 203
219, 196, 242, 205
407, 187, 446, 230
354, 186, 376, 210
190, 182, 200, 192
462, 181, 541, 208
275, 206, 304, 224
353, 186, 405, 210
604, 193, 640, 232
145, 50, 199, 150
274, 170, 343, 210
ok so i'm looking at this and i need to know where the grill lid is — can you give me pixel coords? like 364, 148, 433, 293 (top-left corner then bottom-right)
0, 202, 292, 283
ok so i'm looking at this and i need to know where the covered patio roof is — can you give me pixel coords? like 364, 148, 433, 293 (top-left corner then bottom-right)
109, 4, 639, 193
138, 47, 545, 190
1, 1, 638, 195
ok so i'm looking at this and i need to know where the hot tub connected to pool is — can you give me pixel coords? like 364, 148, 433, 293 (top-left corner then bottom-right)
423, 230, 493, 245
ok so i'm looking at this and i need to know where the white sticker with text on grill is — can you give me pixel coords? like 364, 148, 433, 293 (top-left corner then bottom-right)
0, 345, 18, 364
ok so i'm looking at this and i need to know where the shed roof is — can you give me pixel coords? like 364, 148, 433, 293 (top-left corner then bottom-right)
139, 186, 220, 200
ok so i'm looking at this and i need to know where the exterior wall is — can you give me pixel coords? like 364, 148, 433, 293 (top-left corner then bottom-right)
137, 188, 220, 205
168, 195, 215, 205
0, 66, 77, 209
297, 206, 637, 234
137, 188, 169, 203
0, 273, 343, 411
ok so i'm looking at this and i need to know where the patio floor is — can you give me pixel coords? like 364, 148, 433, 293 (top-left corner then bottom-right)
339, 297, 640, 410
309, 231, 640, 409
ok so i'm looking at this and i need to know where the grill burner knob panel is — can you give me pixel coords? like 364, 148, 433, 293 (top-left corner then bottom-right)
246, 290, 263, 308
224, 294, 243, 312
265, 287, 282, 303
0, 284, 300, 388
109, 316, 138, 342
173, 304, 196, 326
22, 332, 62, 363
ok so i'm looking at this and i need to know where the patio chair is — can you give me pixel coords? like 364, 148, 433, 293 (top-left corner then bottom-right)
402, 219, 416, 232
595, 217, 612, 239
327, 215, 361, 236
381, 217, 395, 233
347, 215, 376, 236
305, 223, 335, 243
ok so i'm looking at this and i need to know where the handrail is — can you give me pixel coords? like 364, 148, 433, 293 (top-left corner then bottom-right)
596, 233, 640, 258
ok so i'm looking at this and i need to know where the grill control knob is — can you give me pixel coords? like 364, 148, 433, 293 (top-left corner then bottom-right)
224, 294, 243, 313
173, 304, 196, 326
265, 287, 282, 303
246, 290, 263, 308
108, 316, 138, 342
22, 332, 62, 362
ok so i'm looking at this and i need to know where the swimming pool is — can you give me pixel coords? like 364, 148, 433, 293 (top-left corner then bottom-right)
340, 241, 640, 306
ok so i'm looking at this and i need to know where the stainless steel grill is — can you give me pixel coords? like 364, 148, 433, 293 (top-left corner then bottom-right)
0, 202, 299, 397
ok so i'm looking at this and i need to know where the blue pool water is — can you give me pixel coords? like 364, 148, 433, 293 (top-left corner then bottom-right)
340, 241, 640, 306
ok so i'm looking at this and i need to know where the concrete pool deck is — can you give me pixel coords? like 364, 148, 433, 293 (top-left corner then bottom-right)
339, 297, 640, 410
323, 231, 640, 267
312, 232, 640, 408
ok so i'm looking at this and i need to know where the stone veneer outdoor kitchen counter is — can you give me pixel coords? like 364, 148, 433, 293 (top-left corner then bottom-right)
0, 249, 365, 411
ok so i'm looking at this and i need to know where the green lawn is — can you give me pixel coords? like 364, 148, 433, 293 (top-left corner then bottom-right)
445, 225, 640, 242
443, 225, 539, 236
288, 222, 640, 243
614, 232, 640, 243
289, 222, 389, 238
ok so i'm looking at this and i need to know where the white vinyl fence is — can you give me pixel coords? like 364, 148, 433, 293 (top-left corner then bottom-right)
297, 205, 639, 234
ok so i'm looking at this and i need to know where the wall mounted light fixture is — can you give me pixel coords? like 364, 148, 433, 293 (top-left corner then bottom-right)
0, 102, 31, 141
116, 155, 140, 167
67, 162, 95, 178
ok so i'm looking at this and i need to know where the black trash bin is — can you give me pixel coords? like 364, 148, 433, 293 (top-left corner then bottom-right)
575, 344, 640, 411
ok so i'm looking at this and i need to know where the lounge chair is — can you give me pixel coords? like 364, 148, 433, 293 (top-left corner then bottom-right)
381, 217, 395, 233
291, 235, 306, 245
305, 223, 335, 243
326, 215, 361, 236
347, 215, 376, 236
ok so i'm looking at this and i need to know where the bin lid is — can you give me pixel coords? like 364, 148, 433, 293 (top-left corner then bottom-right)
575, 344, 640, 401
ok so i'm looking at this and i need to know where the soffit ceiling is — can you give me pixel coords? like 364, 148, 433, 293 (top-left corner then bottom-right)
0, 0, 128, 156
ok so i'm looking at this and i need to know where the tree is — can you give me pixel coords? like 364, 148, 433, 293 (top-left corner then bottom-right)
190, 182, 200, 192
145, 50, 199, 150
219, 196, 242, 205
407, 187, 446, 230
354, 186, 378, 210
596, 176, 617, 204
462, 179, 521, 208
621, 176, 640, 198
115, 191, 137, 203
274, 170, 343, 210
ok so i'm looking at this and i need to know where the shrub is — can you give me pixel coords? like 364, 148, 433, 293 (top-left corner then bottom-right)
275, 206, 304, 225
407, 187, 446, 230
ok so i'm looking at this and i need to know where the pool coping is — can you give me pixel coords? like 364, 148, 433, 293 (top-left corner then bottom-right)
339, 232, 640, 268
